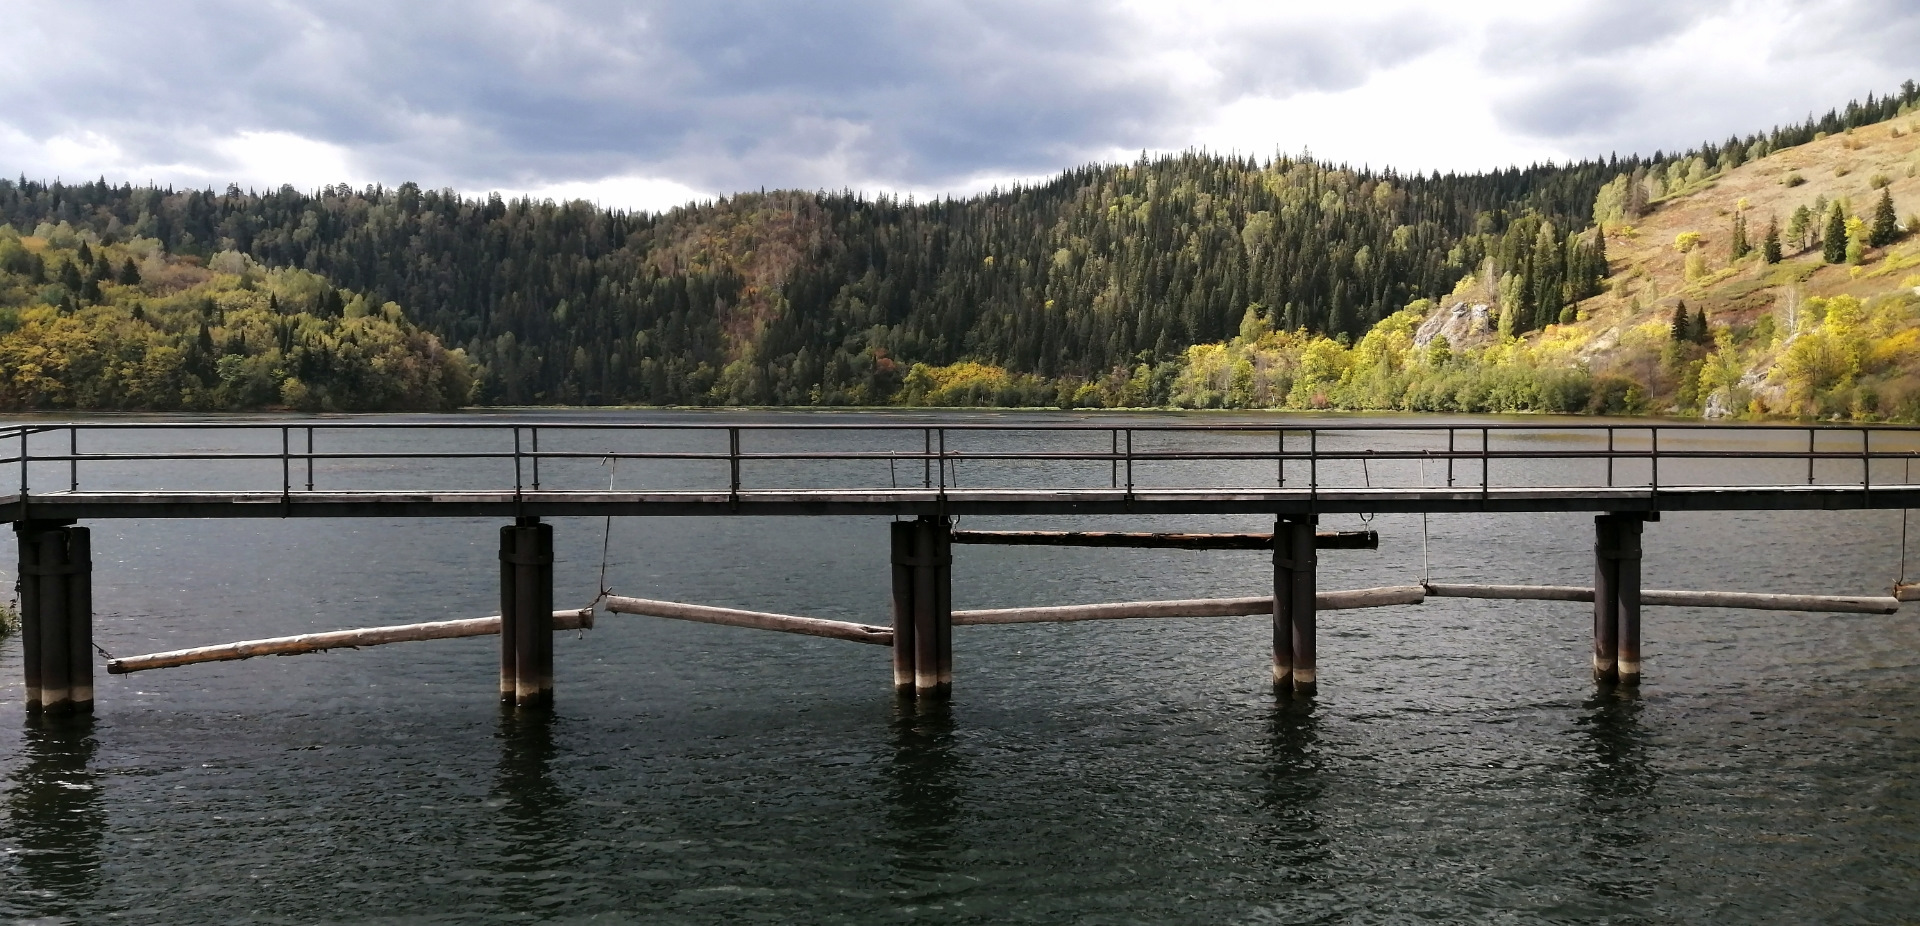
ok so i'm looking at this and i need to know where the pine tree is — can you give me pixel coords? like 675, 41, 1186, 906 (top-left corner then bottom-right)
1730, 212, 1750, 260
1823, 203, 1849, 263
1788, 205, 1812, 251
117, 256, 140, 284
1671, 300, 1691, 341
1762, 215, 1783, 263
1691, 306, 1710, 343
1869, 188, 1899, 247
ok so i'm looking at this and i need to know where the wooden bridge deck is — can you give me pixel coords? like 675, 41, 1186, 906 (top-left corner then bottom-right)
7, 483, 1920, 520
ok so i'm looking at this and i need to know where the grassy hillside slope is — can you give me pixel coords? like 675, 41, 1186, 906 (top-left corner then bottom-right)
1569, 118, 1920, 418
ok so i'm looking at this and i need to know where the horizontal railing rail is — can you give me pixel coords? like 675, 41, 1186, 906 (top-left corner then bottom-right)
5, 420, 1920, 502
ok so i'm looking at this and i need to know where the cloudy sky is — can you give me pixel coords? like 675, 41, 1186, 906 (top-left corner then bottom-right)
5, 0, 1915, 212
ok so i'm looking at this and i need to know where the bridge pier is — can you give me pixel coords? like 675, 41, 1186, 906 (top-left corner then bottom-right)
13, 521, 93, 716
890, 516, 952, 698
1274, 515, 1318, 695
499, 517, 554, 708
1594, 513, 1650, 686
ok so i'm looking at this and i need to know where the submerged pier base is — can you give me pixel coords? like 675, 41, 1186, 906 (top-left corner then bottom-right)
1274, 515, 1318, 696
891, 516, 952, 699
14, 521, 92, 716
1595, 512, 1651, 686
500, 517, 555, 708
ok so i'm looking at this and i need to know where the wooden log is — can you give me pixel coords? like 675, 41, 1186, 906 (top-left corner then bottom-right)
106, 609, 594, 674
1424, 583, 1595, 601
1424, 583, 1897, 614
949, 530, 1378, 551
950, 586, 1424, 625
1638, 589, 1898, 614
1897, 582, 1920, 603
603, 595, 894, 645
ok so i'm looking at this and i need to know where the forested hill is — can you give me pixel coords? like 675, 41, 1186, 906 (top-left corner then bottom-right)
2, 81, 1917, 410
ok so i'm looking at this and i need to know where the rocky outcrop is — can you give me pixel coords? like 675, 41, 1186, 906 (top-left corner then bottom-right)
1412, 302, 1494, 350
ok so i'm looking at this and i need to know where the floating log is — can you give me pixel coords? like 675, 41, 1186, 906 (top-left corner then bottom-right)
949, 530, 1378, 550
950, 585, 1424, 625
1423, 583, 1897, 615
1896, 582, 1920, 602
106, 609, 594, 674
602, 595, 894, 646
1639, 589, 1897, 614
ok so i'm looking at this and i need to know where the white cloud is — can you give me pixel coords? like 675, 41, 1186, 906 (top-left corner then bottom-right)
482, 174, 712, 212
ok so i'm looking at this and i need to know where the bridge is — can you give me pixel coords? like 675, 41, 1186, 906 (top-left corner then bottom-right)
5, 419, 1917, 718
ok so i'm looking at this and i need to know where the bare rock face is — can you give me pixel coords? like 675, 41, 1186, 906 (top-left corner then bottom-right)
1412, 302, 1494, 350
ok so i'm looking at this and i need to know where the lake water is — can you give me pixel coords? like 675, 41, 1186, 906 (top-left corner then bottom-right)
2, 410, 1918, 924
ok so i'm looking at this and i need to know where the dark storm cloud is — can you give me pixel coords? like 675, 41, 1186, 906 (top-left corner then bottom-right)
7, 0, 1451, 195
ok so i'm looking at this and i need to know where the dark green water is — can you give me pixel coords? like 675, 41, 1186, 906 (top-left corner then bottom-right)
3, 411, 1918, 924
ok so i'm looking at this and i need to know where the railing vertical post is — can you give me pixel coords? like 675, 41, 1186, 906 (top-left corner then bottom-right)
937, 429, 946, 495
1862, 428, 1872, 497
281, 427, 291, 502
729, 428, 741, 504
1481, 428, 1490, 498
1808, 429, 1817, 485
1125, 429, 1134, 498
923, 429, 932, 489
67, 427, 77, 492
1111, 430, 1119, 489
1606, 427, 1615, 488
1309, 429, 1318, 499
305, 426, 314, 491
1651, 427, 1660, 492
513, 427, 524, 497
1446, 428, 1455, 487
1277, 429, 1285, 488
531, 427, 541, 491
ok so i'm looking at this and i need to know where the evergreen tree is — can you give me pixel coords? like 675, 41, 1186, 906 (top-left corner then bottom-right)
1870, 188, 1899, 247
1762, 215, 1783, 263
1730, 212, 1750, 260
1823, 203, 1849, 263
117, 256, 140, 284
1691, 306, 1710, 343
1787, 205, 1812, 251
1671, 300, 1691, 341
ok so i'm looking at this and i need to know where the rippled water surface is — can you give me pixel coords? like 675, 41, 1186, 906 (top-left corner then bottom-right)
3, 410, 1919, 924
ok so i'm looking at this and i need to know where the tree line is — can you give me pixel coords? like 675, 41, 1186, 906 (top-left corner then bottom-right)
1, 81, 1914, 408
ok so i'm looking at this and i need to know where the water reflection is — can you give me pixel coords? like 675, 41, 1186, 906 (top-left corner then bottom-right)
5, 716, 103, 913
1257, 697, 1328, 870
882, 698, 963, 872
1574, 685, 1659, 898
491, 709, 570, 872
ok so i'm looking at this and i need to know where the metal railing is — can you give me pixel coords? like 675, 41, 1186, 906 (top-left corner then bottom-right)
4, 419, 1920, 504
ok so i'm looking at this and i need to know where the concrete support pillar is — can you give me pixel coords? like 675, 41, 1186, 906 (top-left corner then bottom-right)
14, 522, 92, 715
500, 517, 554, 708
891, 516, 952, 698
1595, 513, 1648, 686
1274, 515, 1318, 695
